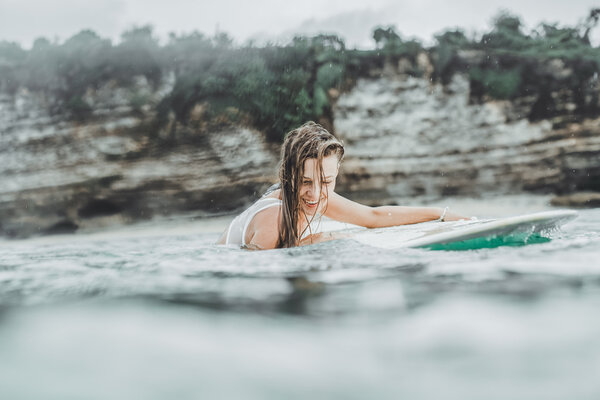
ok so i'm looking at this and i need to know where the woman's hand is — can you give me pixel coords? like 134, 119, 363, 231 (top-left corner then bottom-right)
441, 208, 470, 221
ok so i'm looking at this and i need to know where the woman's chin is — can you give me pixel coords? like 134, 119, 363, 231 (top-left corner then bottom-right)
302, 206, 318, 215
301, 201, 325, 216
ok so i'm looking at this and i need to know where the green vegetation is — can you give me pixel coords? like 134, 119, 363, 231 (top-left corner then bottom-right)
159, 34, 355, 141
468, 67, 522, 99
0, 27, 163, 117
433, 9, 600, 117
0, 9, 599, 140
0, 25, 423, 141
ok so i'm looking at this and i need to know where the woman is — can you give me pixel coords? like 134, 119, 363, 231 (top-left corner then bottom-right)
217, 121, 466, 250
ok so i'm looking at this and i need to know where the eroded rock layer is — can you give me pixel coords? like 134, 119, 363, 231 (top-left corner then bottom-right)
333, 74, 600, 205
0, 88, 277, 238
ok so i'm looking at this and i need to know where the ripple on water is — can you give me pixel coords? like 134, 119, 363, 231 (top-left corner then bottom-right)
0, 205, 599, 398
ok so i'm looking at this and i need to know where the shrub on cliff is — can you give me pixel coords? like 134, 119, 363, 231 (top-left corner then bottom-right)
0, 28, 163, 118
0, 40, 26, 93
2, 26, 426, 142
432, 30, 471, 84
157, 33, 348, 141
2, 10, 598, 139
112, 26, 163, 88
433, 9, 600, 117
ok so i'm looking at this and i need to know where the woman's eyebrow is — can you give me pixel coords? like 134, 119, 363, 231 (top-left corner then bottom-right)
303, 176, 334, 180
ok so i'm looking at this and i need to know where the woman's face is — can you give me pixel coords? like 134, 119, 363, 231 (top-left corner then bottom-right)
299, 154, 339, 216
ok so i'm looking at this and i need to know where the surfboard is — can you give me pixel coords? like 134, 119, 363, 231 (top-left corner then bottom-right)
351, 210, 578, 250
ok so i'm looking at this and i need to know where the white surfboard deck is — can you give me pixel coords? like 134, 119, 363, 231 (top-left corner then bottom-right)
350, 210, 578, 250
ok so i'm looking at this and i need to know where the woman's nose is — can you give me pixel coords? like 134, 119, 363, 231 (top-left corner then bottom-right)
308, 182, 321, 198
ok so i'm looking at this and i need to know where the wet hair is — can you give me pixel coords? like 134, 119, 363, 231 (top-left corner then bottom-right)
278, 121, 344, 248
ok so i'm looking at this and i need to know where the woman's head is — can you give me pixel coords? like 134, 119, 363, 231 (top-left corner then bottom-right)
278, 121, 344, 247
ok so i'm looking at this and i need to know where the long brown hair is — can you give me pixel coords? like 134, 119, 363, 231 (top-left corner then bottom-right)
278, 121, 344, 248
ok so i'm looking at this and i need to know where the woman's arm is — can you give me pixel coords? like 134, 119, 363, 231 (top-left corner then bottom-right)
325, 192, 467, 228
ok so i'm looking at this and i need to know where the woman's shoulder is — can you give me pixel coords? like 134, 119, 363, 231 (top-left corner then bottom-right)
254, 203, 281, 221
249, 190, 282, 228
245, 199, 281, 248
262, 188, 282, 201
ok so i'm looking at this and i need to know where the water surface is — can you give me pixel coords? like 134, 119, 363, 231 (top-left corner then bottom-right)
1, 197, 599, 399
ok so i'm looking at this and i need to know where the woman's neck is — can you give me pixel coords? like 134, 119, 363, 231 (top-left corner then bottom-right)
298, 211, 320, 238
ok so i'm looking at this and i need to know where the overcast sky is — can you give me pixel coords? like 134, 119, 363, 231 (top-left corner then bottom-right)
1, 0, 599, 48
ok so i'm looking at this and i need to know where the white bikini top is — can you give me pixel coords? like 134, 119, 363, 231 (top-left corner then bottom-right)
225, 195, 322, 247
225, 197, 282, 246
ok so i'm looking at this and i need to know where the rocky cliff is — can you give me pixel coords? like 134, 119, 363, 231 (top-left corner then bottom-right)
0, 79, 277, 238
333, 63, 600, 205
1, 58, 599, 238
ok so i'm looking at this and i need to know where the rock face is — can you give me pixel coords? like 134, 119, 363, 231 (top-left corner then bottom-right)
0, 86, 277, 238
551, 192, 600, 208
333, 74, 600, 204
2, 64, 600, 238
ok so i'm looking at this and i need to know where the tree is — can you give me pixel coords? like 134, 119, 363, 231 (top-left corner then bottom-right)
114, 25, 162, 86
581, 8, 600, 44
373, 26, 401, 49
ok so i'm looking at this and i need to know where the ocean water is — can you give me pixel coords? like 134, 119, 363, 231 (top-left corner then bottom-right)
1, 197, 599, 399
